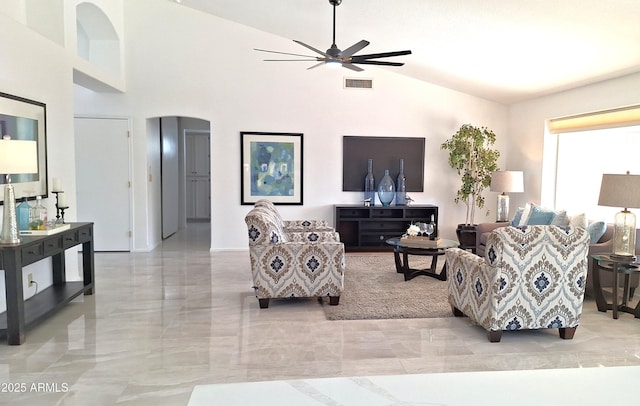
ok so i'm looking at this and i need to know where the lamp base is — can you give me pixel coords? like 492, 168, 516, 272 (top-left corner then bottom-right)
612, 209, 636, 259
496, 193, 509, 222
0, 184, 20, 244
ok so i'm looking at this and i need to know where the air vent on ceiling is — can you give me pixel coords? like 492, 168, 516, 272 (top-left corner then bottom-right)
344, 78, 373, 89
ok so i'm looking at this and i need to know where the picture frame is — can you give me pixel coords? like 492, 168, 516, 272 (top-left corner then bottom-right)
0, 92, 48, 204
241, 131, 303, 205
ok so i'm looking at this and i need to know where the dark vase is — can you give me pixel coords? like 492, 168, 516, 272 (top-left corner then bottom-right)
364, 158, 375, 205
396, 158, 407, 206
377, 169, 395, 207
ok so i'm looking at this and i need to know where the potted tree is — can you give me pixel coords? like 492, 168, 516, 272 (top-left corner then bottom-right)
441, 124, 500, 249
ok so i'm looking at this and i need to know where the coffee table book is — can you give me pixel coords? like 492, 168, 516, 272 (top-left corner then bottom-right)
19, 223, 71, 236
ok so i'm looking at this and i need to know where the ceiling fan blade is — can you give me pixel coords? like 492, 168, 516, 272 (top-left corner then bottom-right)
351, 50, 412, 61
293, 40, 331, 57
340, 40, 370, 58
307, 62, 326, 70
263, 59, 321, 62
341, 63, 364, 72
351, 60, 405, 67
254, 48, 317, 58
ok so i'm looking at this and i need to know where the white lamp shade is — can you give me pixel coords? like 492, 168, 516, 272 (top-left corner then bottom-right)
0, 139, 38, 175
598, 173, 640, 209
490, 171, 524, 193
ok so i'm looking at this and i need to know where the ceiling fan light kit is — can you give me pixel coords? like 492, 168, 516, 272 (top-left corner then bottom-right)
255, 0, 411, 72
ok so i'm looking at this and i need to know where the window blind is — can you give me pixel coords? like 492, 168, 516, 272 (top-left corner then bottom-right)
548, 105, 640, 133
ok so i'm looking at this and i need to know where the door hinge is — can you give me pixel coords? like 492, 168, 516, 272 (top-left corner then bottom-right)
128, 231, 132, 237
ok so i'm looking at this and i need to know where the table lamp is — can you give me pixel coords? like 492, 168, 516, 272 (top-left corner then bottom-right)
490, 171, 524, 222
598, 172, 640, 260
0, 135, 38, 244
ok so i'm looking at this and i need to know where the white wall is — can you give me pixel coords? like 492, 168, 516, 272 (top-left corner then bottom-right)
73, 0, 509, 250
508, 72, 640, 211
0, 12, 79, 312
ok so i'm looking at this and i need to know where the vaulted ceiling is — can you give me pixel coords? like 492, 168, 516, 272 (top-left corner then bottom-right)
174, 0, 640, 104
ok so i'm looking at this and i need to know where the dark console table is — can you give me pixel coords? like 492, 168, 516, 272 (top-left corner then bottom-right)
334, 205, 438, 251
0, 222, 94, 345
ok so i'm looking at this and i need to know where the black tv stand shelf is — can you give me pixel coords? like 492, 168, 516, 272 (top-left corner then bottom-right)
334, 205, 438, 251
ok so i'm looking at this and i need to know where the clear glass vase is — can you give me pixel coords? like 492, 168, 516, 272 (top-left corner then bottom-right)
377, 169, 395, 207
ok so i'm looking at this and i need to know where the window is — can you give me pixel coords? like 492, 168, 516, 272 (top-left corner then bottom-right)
554, 125, 640, 220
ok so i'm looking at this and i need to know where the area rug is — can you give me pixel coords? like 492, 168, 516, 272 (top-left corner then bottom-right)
322, 253, 452, 320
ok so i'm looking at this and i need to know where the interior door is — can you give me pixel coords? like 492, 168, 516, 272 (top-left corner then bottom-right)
185, 132, 210, 220
74, 117, 131, 251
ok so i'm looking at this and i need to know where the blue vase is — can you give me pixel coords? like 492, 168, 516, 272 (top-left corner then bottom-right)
396, 158, 407, 206
377, 169, 395, 207
364, 158, 375, 205
16, 198, 31, 231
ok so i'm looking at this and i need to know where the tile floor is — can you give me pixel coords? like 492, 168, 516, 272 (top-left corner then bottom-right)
1, 222, 640, 405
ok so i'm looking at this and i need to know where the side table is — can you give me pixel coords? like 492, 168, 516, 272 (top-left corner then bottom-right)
591, 255, 640, 319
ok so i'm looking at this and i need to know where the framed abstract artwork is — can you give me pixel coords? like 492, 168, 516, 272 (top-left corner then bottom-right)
0, 92, 48, 204
241, 131, 303, 205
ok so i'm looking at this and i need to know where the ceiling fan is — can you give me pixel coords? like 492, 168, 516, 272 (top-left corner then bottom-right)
254, 0, 411, 72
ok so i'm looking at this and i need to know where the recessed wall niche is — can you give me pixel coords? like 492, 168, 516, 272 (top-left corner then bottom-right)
76, 2, 121, 78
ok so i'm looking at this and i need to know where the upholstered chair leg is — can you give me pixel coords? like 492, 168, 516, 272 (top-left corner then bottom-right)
487, 330, 502, 343
329, 296, 340, 306
451, 305, 464, 317
258, 298, 270, 309
559, 327, 577, 339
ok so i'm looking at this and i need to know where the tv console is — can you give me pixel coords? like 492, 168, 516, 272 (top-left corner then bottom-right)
334, 205, 438, 251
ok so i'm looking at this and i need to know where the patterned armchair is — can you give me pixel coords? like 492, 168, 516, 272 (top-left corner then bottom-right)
445, 225, 589, 342
244, 204, 345, 308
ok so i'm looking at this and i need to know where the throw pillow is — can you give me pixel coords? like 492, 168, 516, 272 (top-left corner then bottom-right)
518, 203, 533, 226
510, 207, 524, 226
587, 221, 607, 243
551, 210, 569, 226
526, 205, 557, 225
569, 213, 588, 228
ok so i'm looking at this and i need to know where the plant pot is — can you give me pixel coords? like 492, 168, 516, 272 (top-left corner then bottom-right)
456, 224, 477, 250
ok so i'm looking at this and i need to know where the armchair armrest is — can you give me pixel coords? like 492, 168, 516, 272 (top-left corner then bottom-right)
283, 219, 333, 231
287, 231, 340, 243
475, 222, 508, 256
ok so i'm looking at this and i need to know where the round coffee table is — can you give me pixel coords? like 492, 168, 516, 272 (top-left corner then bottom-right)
386, 237, 459, 281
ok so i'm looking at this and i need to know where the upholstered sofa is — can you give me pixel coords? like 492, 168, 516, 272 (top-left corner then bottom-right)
244, 202, 345, 308
446, 225, 590, 342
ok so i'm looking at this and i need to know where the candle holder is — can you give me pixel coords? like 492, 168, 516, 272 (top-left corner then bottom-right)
53, 191, 69, 224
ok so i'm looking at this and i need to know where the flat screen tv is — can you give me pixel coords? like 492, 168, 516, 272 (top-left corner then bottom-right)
342, 136, 425, 192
